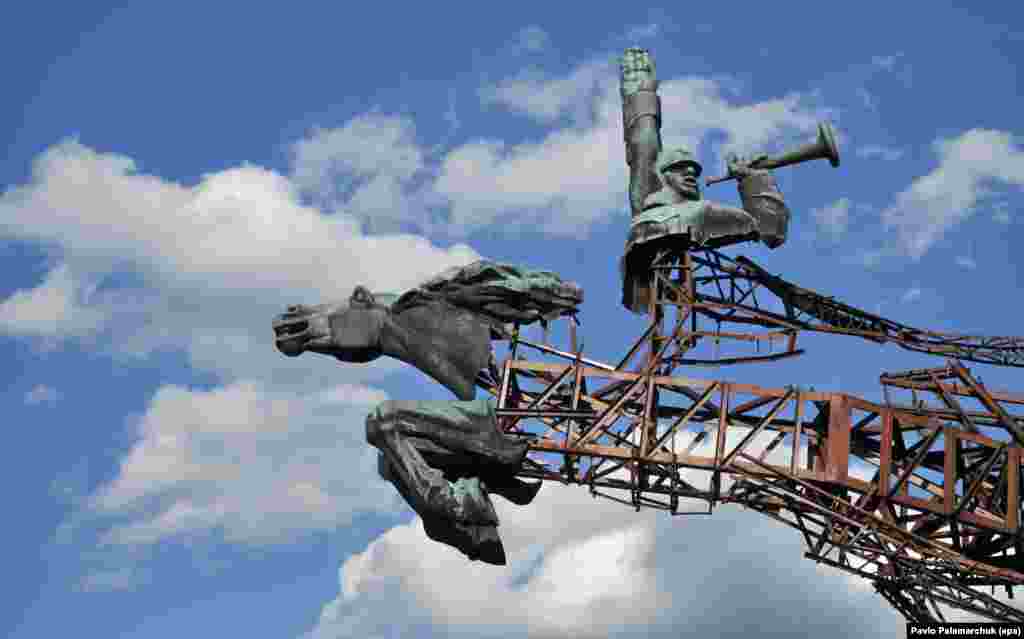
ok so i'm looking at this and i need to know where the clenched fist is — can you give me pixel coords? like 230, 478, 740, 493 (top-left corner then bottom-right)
620, 47, 658, 97
726, 153, 770, 180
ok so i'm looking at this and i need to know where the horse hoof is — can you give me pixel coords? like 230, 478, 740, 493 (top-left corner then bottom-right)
472, 525, 507, 566
453, 477, 499, 525
421, 517, 507, 566
487, 475, 542, 506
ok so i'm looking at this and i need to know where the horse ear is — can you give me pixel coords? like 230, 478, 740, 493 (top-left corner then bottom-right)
350, 286, 377, 307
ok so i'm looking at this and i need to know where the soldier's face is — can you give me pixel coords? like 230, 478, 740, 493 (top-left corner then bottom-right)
665, 164, 700, 200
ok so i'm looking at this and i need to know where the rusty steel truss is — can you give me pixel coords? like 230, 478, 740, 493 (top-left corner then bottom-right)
475, 246, 1024, 624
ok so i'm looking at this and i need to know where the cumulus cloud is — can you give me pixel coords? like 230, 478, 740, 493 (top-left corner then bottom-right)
25, 383, 62, 405
307, 488, 901, 638
478, 59, 612, 125
443, 58, 827, 235
3, 52, 833, 598
812, 197, 852, 240
0, 262, 109, 338
0, 133, 486, 566
304, 422, 905, 638
881, 129, 1024, 258
279, 53, 829, 239
289, 113, 430, 232
0, 138, 478, 383
87, 381, 396, 546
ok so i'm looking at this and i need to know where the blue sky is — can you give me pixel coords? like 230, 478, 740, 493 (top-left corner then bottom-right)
3, 3, 1023, 637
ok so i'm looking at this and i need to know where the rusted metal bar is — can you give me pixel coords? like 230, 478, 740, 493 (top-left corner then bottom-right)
791, 392, 803, 475
506, 362, 576, 429
1008, 448, 1020, 531
881, 377, 1024, 407
954, 445, 1005, 518
756, 430, 788, 463
828, 395, 851, 482
889, 427, 943, 498
575, 378, 646, 446
480, 247, 1024, 623
722, 389, 795, 468
931, 372, 980, 433
951, 361, 1024, 445
515, 337, 617, 371
652, 382, 719, 452
945, 427, 956, 515
879, 409, 893, 497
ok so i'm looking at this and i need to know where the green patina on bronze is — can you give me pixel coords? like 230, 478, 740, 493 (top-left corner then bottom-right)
393, 260, 583, 327
618, 47, 792, 313
273, 259, 579, 564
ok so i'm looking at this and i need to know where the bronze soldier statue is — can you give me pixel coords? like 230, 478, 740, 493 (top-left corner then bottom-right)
619, 47, 792, 312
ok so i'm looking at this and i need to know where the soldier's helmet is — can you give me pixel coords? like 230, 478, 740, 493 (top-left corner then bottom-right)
656, 148, 702, 177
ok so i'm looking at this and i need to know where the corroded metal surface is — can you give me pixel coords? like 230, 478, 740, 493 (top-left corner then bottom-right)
479, 247, 1024, 623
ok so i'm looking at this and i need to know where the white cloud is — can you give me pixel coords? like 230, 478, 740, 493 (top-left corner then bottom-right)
812, 197, 852, 240
289, 113, 429, 231
0, 135, 486, 557
0, 138, 478, 383
0, 262, 108, 338
954, 256, 977, 270
272, 55, 829, 241
87, 381, 395, 546
3, 53, 833, 588
25, 383, 62, 405
449, 59, 827, 235
881, 129, 1024, 258
305, 426, 900, 637
901, 287, 922, 303
856, 144, 904, 161
307, 489, 900, 638
478, 59, 612, 125
658, 78, 826, 159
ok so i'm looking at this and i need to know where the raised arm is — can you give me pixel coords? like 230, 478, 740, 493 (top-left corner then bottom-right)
620, 48, 663, 218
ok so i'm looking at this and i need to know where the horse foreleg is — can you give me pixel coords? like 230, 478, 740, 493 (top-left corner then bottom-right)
367, 408, 498, 526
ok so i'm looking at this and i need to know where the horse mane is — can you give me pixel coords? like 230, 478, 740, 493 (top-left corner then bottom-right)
388, 260, 583, 333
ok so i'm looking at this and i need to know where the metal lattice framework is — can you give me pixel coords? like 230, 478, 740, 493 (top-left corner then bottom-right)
681, 249, 1024, 367
475, 246, 1024, 623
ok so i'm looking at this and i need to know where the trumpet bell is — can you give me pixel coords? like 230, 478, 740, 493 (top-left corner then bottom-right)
705, 120, 841, 185
817, 122, 840, 167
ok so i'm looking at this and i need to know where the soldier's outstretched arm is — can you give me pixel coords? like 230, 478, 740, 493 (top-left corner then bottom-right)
621, 48, 662, 216
726, 154, 792, 248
